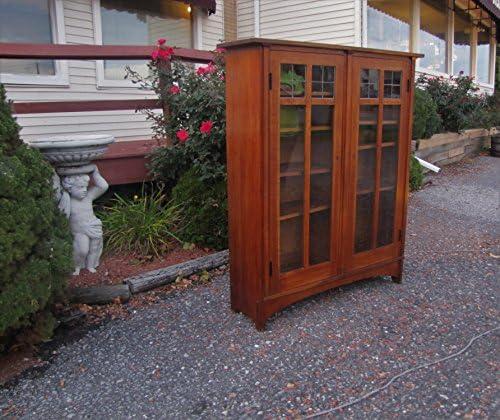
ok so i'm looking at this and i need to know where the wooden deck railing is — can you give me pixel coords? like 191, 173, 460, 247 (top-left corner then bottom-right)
0, 43, 214, 114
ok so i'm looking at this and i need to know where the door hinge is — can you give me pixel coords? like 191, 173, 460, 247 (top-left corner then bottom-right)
399, 229, 403, 241
407, 78, 411, 92
269, 261, 273, 277
268, 72, 273, 90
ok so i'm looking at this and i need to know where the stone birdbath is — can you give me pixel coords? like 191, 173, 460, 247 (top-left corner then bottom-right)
31, 134, 115, 275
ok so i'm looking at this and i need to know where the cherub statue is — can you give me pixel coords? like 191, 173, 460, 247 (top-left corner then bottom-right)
58, 165, 109, 275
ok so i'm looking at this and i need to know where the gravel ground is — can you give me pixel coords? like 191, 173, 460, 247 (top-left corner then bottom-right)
1, 156, 499, 419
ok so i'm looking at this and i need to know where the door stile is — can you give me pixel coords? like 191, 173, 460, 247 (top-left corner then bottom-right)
303, 64, 312, 268
370, 70, 384, 249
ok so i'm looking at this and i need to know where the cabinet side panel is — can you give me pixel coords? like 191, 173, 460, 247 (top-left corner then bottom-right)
226, 47, 265, 318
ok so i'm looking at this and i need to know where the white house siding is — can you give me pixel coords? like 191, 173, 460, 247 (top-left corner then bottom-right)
237, 0, 255, 38
239, 0, 358, 46
202, 0, 225, 50
5, 0, 226, 143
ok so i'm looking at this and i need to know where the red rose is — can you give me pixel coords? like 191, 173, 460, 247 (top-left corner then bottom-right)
200, 120, 213, 134
196, 66, 207, 76
169, 85, 180, 94
215, 47, 226, 54
176, 129, 189, 143
151, 49, 159, 60
157, 38, 166, 45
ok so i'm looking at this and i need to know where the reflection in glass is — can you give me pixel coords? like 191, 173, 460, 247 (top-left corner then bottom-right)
384, 71, 401, 98
355, 193, 374, 253
280, 106, 305, 175
382, 105, 400, 143
280, 218, 303, 272
359, 105, 378, 145
453, 13, 472, 76
310, 173, 331, 208
367, 0, 410, 52
280, 175, 303, 216
381, 146, 398, 188
310, 210, 330, 265
477, 30, 491, 84
419, 0, 447, 73
0, 0, 55, 75
377, 190, 396, 247
100, 0, 192, 80
357, 149, 376, 192
312, 65, 335, 98
311, 105, 333, 170
280, 64, 306, 97
360, 69, 379, 98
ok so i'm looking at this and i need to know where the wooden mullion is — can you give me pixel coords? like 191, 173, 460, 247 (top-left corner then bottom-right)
371, 68, 384, 250
303, 64, 312, 268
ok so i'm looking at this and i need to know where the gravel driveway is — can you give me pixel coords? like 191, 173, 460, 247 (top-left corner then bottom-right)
1, 156, 499, 418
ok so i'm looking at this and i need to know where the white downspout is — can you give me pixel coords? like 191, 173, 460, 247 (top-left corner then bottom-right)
254, 0, 260, 37
415, 156, 441, 173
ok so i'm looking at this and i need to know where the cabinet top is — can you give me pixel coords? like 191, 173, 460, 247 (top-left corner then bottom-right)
218, 38, 423, 59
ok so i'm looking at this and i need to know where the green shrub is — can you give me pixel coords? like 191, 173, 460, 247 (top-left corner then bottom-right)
0, 84, 72, 351
409, 155, 424, 192
412, 88, 442, 139
99, 187, 182, 257
417, 74, 494, 133
171, 168, 227, 250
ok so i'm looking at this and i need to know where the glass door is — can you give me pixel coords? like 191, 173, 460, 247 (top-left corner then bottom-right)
269, 52, 345, 293
345, 57, 410, 270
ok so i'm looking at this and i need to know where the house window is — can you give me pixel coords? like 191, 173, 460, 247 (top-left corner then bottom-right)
453, 12, 472, 76
0, 0, 66, 83
367, 0, 411, 52
419, 0, 448, 73
98, 0, 192, 81
476, 29, 491, 84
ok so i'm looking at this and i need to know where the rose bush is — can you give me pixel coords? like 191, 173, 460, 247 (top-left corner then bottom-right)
127, 41, 227, 249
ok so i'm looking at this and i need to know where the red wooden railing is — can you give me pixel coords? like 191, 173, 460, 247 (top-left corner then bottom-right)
0, 43, 213, 114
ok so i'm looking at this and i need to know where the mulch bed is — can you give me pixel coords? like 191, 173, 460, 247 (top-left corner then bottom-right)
69, 246, 211, 288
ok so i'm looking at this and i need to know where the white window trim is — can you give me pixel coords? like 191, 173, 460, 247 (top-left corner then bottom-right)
362, 0, 497, 89
92, 0, 200, 89
0, 0, 68, 86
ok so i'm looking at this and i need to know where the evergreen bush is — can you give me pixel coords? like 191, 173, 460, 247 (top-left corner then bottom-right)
412, 88, 442, 139
0, 84, 72, 351
409, 155, 424, 192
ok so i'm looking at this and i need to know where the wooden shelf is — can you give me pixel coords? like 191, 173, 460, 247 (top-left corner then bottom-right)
310, 205, 330, 214
280, 165, 330, 177
356, 186, 394, 195
280, 201, 330, 220
381, 141, 396, 147
280, 127, 304, 134
311, 167, 331, 175
311, 125, 331, 132
382, 120, 398, 124
359, 120, 377, 125
358, 144, 376, 150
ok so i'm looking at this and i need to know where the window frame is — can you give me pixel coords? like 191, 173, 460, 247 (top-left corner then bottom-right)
92, 0, 197, 89
0, 0, 68, 86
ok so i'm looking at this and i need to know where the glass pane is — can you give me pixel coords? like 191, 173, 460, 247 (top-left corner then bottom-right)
381, 146, 398, 189
311, 105, 333, 171
355, 193, 374, 253
419, 0, 447, 73
453, 13, 472, 76
357, 149, 376, 192
101, 0, 192, 79
360, 69, 379, 98
0, 0, 55, 75
377, 189, 396, 247
312, 65, 335, 98
280, 175, 303, 216
280, 106, 305, 173
310, 210, 330, 265
367, 0, 411, 52
383, 71, 401, 98
311, 173, 331, 209
280, 64, 306, 97
382, 105, 400, 143
477, 30, 491, 84
280, 218, 303, 272
359, 105, 378, 145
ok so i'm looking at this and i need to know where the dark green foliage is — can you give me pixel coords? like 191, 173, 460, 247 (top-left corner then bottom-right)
412, 88, 442, 139
409, 155, 424, 192
417, 74, 494, 133
0, 84, 72, 351
98, 187, 182, 257
0, 85, 22, 155
171, 169, 227, 250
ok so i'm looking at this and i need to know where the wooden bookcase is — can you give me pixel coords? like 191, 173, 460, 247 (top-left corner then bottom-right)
222, 38, 422, 330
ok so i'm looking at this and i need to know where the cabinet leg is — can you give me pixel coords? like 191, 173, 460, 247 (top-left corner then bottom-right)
391, 275, 403, 284
255, 317, 267, 331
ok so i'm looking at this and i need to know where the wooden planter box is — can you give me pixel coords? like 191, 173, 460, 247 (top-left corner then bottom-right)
414, 128, 496, 168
